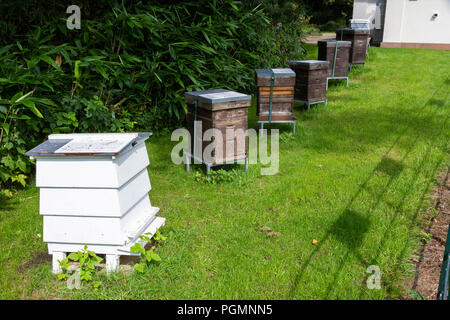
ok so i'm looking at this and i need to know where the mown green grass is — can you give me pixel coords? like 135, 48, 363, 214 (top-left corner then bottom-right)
1, 46, 449, 299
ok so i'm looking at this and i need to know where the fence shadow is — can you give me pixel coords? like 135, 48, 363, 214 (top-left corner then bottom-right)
288, 76, 449, 299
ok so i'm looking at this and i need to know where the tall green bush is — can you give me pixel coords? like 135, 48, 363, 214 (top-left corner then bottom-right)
0, 0, 307, 193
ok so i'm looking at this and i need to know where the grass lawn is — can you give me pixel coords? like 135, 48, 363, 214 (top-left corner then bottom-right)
1, 45, 449, 300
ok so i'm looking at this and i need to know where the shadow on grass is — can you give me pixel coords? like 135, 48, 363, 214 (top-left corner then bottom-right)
290, 92, 449, 155
288, 76, 449, 299
329, 209, 371, 251
0, 195, 21, 211
375, 156, 404, 177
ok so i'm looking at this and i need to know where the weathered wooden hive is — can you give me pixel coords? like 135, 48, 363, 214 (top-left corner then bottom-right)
255, 68, 296, 123
288, 60, 329, 103
335, 28, 370, 65
317, 40, 351, 78
185, 89, 251, 166
25, 133, 165, 274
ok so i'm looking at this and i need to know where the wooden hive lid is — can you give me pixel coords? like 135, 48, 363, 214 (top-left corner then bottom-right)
185, 89, 251, 110
25, 133, 151, 158
255, 68, 296, 78
288, 60, 330, 70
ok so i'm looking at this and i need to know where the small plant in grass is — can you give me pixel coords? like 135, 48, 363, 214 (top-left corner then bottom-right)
420, 231, 432, 244
130, 231, 166, 273
57, 245, 103, 288
194, 168, 246, 185
279, 132, 295, 143
407, 289, 425, 300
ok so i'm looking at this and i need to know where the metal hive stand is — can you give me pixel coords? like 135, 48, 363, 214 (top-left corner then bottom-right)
349, 63, 365, 73
258, 120, 296, 135
184, 152, 248, 174
326, 76, 349, 90
294, 99, 327, 112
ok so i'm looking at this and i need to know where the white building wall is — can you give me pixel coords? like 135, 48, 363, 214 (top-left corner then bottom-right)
383, 0, 450, 44
353, 0, 378, 29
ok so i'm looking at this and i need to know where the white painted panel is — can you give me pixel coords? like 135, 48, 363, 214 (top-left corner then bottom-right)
39, 169, 151, 216
36, 158, 118, 188
43, 216, 124, 245
121, 196, 159, 239
35, 141, 149, 188
353, 0, 378, 27
47, 243, 138, 256
46, 217, 165, 256
115, 142, 150, 187
119, 216, 166, 253
383, 0, 450, 44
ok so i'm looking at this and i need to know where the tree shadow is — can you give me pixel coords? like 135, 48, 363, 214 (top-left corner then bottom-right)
375, 156, 404, 177
329, 209, 371, 251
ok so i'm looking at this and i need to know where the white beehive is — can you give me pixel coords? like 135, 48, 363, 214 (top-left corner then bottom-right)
26, 132, 165, 274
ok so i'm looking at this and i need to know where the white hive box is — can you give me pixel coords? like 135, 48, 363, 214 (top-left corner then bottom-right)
26, 132, 165, 274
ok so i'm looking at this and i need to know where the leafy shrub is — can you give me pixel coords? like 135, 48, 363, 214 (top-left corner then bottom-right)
256, 18, 307, 67
58, 245, 103, 289
0, 0, 307, 192
130, 231, 166, 273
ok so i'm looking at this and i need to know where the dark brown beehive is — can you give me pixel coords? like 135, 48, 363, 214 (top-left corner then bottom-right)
255, 68, 296, 122
288, 60, 329, 102
317, 40, 351, 78
184, 89, 251, 164
336, 28, 370, 65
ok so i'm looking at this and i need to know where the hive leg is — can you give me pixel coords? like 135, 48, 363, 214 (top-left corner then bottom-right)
106, 254, 120, 274
346, 77, 349, 87
52, 252, 66, 274
245, 157, 248, 172
293, 122, 296, 135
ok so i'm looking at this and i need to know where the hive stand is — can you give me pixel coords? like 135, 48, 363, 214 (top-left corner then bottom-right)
184, 151, 248, 173
184, 89, 251, 174
294, 99, 328, 112
25, 133, 165, 275
289, 60, 330, 113
255, 68, 297, 135
318, 40, 351, 89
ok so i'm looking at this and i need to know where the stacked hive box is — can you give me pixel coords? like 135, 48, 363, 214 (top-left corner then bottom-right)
25, 133, 165, 274
336, 28, 370, 65
288, 60, 329, 110
255, 68, 296, 123
185, 89, 251, 169
317, 40, 351, 78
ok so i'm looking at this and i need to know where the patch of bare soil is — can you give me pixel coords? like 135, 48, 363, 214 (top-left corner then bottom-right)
407, 167, 450, 300
18, 251, 52, 272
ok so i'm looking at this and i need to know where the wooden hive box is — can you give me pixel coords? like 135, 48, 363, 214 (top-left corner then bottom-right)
288, 60, 329, 103
184, 89, 251, 165
336, 28, 370, 65
255, 68, 296, 122
317, 40, 351, 78
25, 133, 165, 274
